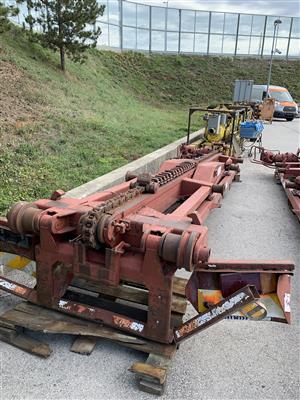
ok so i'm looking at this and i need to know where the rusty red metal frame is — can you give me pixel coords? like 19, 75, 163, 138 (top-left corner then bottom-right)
174, 285, 259, 343
276, 171, 300, 222
0, 150, 294, 344
251, 146, 300, 222
186, 261, 293, 324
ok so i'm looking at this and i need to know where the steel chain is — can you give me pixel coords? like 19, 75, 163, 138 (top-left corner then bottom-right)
80, 160, 196, 248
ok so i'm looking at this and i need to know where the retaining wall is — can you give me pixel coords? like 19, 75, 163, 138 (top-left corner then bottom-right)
64, 130, 202, 198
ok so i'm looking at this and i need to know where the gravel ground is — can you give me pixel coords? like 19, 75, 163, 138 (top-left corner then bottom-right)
0, 119, 299, 400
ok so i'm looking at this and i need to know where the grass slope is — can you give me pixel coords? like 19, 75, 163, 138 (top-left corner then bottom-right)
100, 52, 300, 105
0, 28, 299, 214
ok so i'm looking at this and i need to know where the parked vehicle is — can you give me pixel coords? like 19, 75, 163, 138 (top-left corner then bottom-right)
250, 85, 298, 121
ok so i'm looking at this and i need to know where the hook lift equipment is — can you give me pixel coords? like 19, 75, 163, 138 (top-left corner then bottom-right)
0, 147, 294, 394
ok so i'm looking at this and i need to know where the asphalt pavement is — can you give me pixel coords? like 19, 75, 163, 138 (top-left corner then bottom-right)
1, 119, 299, 400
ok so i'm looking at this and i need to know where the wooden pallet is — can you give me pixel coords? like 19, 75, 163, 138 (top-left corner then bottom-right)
0, 276, 188, 395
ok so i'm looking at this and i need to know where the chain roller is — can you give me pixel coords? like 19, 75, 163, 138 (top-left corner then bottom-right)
80, 160, 197, 248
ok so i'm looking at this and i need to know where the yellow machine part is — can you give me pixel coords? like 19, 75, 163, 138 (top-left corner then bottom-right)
188, 105, 246, 157
205, 123, 227, 142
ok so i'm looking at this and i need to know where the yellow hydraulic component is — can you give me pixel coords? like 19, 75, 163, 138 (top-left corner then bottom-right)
205, 119, 227, 142
186, 103, 250, 157
203, 105, 241, 144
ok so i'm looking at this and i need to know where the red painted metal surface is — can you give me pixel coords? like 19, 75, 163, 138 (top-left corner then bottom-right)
174, 285, 260, 343
251, 146, 300, 222
0, 150, 294, 343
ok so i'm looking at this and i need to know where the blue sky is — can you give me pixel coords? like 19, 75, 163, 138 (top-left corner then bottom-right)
130, 0, 300, 17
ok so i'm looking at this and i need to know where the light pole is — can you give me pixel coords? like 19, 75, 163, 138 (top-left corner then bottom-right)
266, 19, 282, 97
163, 1, 169, 53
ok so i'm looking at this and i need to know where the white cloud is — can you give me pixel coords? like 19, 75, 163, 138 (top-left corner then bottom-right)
129, 0, 300, 17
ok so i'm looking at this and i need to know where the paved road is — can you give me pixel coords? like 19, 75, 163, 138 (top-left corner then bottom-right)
1, 119, 300, 400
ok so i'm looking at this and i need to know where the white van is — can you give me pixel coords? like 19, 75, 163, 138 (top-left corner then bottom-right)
250, 85, 298, 121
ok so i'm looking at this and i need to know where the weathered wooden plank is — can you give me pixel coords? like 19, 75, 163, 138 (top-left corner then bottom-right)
0, 330, 52, 358
1, 302, 177, 357
70, 336, 97, 355
171, 296, 187, 314
139, 379, 164, 396
14, 303, 143, 344
71, 278, 187, 314
0, 318, 16, 330
12, 334, 52, 358
122, 276, 188, 298
130, 353, 174, 395
116, 339, 176, 358
130, 362, 167, 384
173, 276, 187, 297
170, 312, 184, 328
72, 278, 147, 303
0, 326, 18, 341
1, 308, 144, 345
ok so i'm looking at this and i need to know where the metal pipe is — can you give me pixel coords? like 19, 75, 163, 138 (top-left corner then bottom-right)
286, 17, 293, 60
234, 14, 240, 56
266, 19, 282, 97
260, 16, 267, 59
187, 109, 192, 144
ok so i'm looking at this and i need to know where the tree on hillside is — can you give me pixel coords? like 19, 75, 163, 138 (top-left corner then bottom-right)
0, 2, 19, 33
20, 0, 105, 71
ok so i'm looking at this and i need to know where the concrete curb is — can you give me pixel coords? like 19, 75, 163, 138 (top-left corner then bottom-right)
64, 129, 203, 199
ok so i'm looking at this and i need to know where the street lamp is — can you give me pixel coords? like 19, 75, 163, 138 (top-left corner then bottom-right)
163, 1, 169, 53
266, 19, 282, 98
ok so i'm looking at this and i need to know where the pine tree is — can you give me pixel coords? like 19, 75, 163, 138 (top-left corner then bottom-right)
21, 0, 105, 71
0, 1, 19, 33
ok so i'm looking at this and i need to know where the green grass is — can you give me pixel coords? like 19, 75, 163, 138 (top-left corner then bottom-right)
0, 27, 299, 214
99, 51, 300, 105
